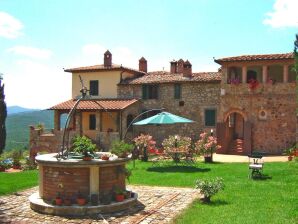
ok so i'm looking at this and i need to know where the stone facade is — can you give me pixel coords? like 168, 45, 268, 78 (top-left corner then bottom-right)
218, 83, 296, 154
118, 82, 220, 144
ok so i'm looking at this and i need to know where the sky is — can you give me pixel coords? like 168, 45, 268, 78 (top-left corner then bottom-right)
0, 0, 297, 109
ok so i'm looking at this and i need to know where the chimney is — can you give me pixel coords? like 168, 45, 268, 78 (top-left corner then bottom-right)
170, 60, 177, 73
104, 50, 112, 67
139, 57, 147, 73
177, 59, 184, 73
183, 60, 192, 77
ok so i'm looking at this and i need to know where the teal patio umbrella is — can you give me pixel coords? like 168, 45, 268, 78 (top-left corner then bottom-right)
133, 112, 194, 125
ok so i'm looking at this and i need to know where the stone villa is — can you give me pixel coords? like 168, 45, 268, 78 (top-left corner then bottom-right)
29, 51, 296, 157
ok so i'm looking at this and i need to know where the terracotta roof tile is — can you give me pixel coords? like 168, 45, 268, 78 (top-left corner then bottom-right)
49, 99, 139, 110
122, 71, 221, 84
64, 63, 146, 74
215, 52, 294, 63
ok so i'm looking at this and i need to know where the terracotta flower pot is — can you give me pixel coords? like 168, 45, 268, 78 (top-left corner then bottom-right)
55, 198, 63, 206
115, 194, 124, 202
83, 156, 92, 161
288, 156, 293, 161
0, 167, 5, 172
12, 165, 21, 170
77, 198, 86, 206
101, 156, 109, 161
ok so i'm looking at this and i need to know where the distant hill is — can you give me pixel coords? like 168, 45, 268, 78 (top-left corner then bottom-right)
5, 110, 54, 151
7, 106, 40, 115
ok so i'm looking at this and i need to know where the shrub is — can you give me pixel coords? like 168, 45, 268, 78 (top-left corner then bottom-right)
111, 140, 134, 158
133, 134, 156, 161
195, 177, 224, 203
195, 132, 220, 157
162, 135, 192, 152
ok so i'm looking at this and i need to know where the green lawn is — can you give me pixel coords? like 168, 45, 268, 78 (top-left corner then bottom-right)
126, 161, 298, 224
0, 170, 38, 195
0, 161, 297, 224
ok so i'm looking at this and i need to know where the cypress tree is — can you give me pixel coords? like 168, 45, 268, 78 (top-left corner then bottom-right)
0, 76, 7, 154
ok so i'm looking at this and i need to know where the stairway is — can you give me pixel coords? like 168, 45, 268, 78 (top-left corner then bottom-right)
229, 139, 244, 155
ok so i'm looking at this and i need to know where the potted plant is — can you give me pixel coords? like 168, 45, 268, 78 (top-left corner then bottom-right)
195, 177, 224, 203
76, 191, 86, 206
124, 190, 132, 199
284, 147, 294, 161
111, 140, 134, 158
133, 134, 156, 161
71, 136, 97, 161
55, 192, 63, 206
114, 187, 125, 202
195, 131, 221, 163
101, 154, 110, 161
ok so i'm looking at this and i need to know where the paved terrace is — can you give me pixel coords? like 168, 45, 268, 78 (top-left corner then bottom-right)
0, 186, 199, 224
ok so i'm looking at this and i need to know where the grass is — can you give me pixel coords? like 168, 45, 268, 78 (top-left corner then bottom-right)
0, 161, 297, 223
127, 161, 298, 224
0, 170, 38, 195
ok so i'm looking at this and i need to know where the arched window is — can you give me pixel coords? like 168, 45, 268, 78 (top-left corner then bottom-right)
127, 114, 134, 132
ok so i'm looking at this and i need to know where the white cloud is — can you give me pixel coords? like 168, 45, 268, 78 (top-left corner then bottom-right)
0, 12, 23, 39
4, 59, 71, 109
263, 0, 298, 28
7, 46, 53, 59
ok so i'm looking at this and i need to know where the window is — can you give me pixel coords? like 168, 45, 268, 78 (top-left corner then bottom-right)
89, 114, 96, 130
205, 109, 216, 126
174, 84, 181, 99
142, 85, 158, 99
126, 114, 134, 132
90, 80, 99, 96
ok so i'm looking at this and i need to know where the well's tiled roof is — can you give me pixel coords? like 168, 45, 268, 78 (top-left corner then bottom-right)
215, 52, 294, 63
122, 71, 221, 84
49, 99, 139, 110
64, 63, 146, 74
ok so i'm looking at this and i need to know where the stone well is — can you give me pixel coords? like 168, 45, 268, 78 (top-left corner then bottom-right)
30, 153, 138, 216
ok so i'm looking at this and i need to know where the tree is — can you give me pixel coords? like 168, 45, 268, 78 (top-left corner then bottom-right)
294, 34, 298, 73
0, 75, 7, 154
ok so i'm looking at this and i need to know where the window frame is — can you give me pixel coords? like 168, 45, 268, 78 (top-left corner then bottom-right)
174, 83, 181, 99
89, 114, 96, 130
142, 84, 159, 100
89, 80, 99, 96
204, 108, 216, 127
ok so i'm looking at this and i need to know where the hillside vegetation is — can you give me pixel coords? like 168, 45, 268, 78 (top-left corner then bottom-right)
5, 110, 54, 151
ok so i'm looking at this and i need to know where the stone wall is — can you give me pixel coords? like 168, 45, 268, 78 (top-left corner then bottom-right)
29, 127, 79, 159
219, 83, 296, 154
118, 82, 220, 145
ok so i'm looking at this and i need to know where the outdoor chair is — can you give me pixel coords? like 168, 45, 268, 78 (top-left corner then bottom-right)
248, 152, 264, 178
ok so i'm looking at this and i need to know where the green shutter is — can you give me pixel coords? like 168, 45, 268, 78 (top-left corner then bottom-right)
205, 109, 216, 126
142, 85, 148, 99
174, 84, 181, 99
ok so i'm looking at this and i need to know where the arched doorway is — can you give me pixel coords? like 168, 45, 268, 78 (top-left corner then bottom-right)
217, 109, 251, 155
225, 112, 244, 154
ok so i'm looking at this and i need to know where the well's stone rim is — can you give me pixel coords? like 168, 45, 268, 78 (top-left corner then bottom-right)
35, 153, 130, 166
29, 192, 138, 216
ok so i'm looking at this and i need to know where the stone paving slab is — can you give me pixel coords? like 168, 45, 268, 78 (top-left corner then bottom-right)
0, 186, 199, 224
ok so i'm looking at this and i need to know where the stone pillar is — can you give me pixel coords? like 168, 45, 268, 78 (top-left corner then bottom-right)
39, 164, 44, 198
89, 166, 99, 195
283, 65, 288, 83
222, 67, 228, 84
242, 66, 247, 83
262, 65, 268, 83
54, 111, 60, 130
